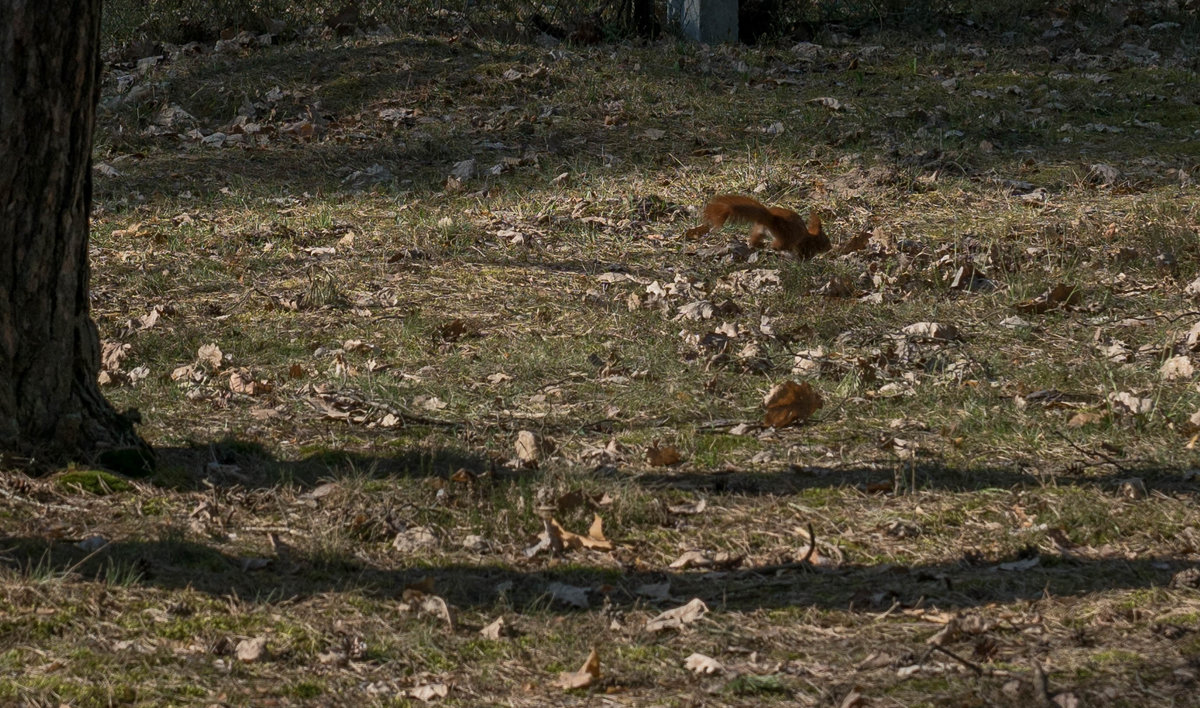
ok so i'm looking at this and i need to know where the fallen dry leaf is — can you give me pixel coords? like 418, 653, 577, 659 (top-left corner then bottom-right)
282, 119, 314, 139
546, 581, 589, 608
197, 342, 223, 370
515, 430, 544, 467
111, 222, 143, 238
839, 687, 866, 708
1160, 355, 1195, 381
813, 276, 856, 298
997, 556, 1040, 571
419, 595, 456, 630
1185, 276, 1200, 299
949, 263, 981, 290
1067, 411, 1104, 428
668, 498, 707, 515
645, 598, 709, 632
414, 394, 446, 411
902, 321, 959, 341
811, 96, 843, 110
393, 527, 438, 553
1170, 567, 1200, 589
587, 514, 608, 545
235, 636, 268, 662
479, 616, 508, 640
684, 652, 724, 675
461, 533, 488, 552
100, 341, 131, 373
1184, 322, 1200, 351
1108, 391, 1154, 416
544, 516, 613, 552
523, 519, 561, 558
556, 647, 601, 690
127, 306, 165, 332
676, 300, 715, 321
926, 616, 960, 646
1119, 477, 1147, 499
240, 556, 271, 571
449, 159, 476, 181
126, 365, 149, 385
229, 369, 271, 395
763, 380, 823, 428
669, 550, 713, 569
1013, 284, 1080, 314
408, 682, 449, 701
1089, 162, 1119, 185
305, 482, 339, 500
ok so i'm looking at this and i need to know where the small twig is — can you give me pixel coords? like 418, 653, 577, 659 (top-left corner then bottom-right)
1118, 310, 1200, 324
695, 418, 751, 431
873, 599, 902, 622
57, 541, 114, 580
1053, 428, 1131, 473
393, 411, 460, 428
799, 522, 817, 564
932, 645, 984, 676
1031, 658, 1054, 707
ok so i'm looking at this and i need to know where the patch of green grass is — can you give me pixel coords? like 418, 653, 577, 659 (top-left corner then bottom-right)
725, 673, 790, 697
0, 676, 138, 705
55, 468, 132, 495
101, 558, 145, 587
287, 680, 325, 699
691, 433, 761, 467
885, 677, 954, 696
151, 613, 259, 641
1089, 648, 1143, 666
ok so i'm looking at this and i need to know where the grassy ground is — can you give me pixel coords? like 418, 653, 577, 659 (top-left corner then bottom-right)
5, 9, 1200, 706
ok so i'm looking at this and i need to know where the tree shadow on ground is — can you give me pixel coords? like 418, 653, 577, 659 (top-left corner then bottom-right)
0, 531, 1192, 614
148, 432, 1200, 498
152, 437, 496, 490
94, 27, 1200, 213
7, 436, 1190, 614
632, 459, 1200, 497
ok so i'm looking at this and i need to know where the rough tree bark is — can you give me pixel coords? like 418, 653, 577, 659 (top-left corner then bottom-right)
0, 0, 152, 472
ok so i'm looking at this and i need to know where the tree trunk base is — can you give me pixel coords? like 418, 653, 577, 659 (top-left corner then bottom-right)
65, 334, 156, 476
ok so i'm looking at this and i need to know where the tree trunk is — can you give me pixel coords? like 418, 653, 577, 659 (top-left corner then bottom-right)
0, 0, 152, 473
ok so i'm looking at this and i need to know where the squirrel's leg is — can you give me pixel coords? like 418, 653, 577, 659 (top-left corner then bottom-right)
748, 224, 767, 249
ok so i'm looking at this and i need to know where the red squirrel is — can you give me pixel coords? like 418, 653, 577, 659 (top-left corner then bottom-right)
686, 195, 830, 259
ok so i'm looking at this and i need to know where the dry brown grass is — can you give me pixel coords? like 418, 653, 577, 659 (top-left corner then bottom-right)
4, 9, 1200, 706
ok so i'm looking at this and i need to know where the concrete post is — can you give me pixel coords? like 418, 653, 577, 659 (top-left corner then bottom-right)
669, 0, 738, 44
